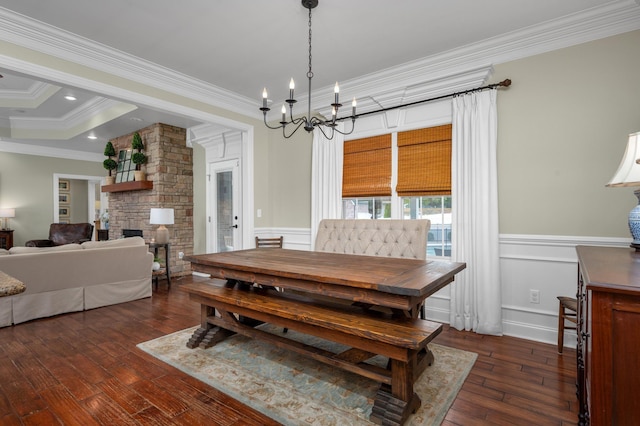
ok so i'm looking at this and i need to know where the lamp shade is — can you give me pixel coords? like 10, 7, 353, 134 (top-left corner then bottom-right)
149, 208, 174, 225
607, 132, 640, 187
0, 209, 15, 218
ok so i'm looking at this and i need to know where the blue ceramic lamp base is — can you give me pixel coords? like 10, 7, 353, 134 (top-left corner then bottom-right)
629, 189, 640, 251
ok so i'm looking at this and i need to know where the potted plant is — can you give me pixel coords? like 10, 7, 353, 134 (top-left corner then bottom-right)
131, 132, 147, 181
103, 141, 117, 185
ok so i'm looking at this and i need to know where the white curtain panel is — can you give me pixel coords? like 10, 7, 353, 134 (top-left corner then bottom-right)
450, 89, 502, 335
311, 124, 344, 249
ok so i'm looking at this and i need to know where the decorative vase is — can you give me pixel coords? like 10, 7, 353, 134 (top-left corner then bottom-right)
134, 170, 146, 182
629, 189, 640, 250
152, 261, 161, 271
105, 176, 115, 185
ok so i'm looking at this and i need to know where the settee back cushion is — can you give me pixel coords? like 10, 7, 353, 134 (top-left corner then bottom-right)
49, 223, 93, 245
81, 236, 145, 250
9, 244, 82, 255
314, 219, 430, 260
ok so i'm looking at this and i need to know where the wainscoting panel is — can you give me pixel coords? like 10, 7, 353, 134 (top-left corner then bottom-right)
500, 234, 628, 346
254, 228, 312, 251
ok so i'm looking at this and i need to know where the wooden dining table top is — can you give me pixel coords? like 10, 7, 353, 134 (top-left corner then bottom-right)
185, 248, 466, 298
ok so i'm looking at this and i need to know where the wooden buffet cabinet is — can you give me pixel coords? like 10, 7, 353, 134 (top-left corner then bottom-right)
576, 246, 640, 425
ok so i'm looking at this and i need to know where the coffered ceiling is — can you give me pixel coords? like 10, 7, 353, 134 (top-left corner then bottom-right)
0, 0, 638, 157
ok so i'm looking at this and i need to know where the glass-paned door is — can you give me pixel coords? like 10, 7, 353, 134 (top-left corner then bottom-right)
210, 159, 240, 252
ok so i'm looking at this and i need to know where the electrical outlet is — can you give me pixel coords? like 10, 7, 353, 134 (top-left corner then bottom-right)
178, 251, 184, 260
529, 289, 540, 304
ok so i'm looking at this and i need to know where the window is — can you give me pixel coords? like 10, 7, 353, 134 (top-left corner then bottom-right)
342, 197, 391, 219
403, 195, 451, 256
342, 125, 452, 257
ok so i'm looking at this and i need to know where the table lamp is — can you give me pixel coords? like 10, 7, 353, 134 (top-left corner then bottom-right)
149, 208, 174, 244
0, 208, 15, 230
606, 131, 640, 250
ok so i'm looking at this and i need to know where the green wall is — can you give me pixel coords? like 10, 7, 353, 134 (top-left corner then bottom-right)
491, 29, 640, 237
0, 152, 103, 245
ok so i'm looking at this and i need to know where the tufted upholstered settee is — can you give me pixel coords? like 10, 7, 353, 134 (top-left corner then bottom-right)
314, 219, 430, 260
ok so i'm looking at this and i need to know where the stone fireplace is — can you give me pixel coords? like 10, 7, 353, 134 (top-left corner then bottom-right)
103, 123, 193, 277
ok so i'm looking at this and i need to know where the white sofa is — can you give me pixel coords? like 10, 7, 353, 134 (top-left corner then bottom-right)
0, 236, 153, 326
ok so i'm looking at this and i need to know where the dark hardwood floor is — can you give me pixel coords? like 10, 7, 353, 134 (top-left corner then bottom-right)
0, 275, 578, 425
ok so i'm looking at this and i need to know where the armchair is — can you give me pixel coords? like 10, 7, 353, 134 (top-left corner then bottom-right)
25, 223, 94, 247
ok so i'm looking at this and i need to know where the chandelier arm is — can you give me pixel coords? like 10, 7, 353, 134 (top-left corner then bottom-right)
282, 120, 308, 139
313, 123, 335, 140
263, 113, 285, 130
333, 119, 356, 136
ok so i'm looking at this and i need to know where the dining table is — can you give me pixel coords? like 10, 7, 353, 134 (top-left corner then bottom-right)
182, 248, 466, 425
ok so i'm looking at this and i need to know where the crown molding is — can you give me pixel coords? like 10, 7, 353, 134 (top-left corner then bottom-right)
0, 80, 58, 108
310, 0, 640, 119
0, 139, 103, 162
0, 7, 259, 118
10, 98, 135, 131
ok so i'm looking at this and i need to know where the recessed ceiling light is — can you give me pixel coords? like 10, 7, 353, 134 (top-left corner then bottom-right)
129, 117, 143, 122
65, 95, 77, 101
87, 135, 97, 140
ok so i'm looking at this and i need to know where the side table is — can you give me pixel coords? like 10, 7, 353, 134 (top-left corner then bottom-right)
149, 242, 171, 289
0, 230, 14, 250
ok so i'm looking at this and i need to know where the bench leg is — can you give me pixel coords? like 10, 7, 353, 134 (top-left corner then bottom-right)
186, 304, 235, 349
370, 358, 421, 426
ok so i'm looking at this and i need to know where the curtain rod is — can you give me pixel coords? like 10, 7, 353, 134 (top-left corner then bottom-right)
336, 78, 512, 122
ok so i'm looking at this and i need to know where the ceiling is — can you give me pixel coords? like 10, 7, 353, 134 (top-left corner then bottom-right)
0, 0, 638, 156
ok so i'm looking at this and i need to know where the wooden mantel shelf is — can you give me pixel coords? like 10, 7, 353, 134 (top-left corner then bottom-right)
101, 180, 153, 193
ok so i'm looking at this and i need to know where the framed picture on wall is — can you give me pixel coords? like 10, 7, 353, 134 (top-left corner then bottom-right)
59, 180, 70, 191
59, 193, 71, 203
59, 207, 70, 218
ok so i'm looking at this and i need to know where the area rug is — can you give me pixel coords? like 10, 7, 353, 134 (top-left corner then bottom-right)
137, 325, 476, 426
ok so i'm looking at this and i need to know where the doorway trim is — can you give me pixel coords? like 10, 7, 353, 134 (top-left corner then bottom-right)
192, 125, 254, 252
53, 173, 105, 226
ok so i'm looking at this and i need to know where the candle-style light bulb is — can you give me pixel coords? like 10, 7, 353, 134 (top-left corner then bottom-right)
332, 106, 336, 117
352, 97, 357, 117
289, 78, 295, 100
262, 88, 268, 108
334, 82, 340, 105
281, 104, 286, 123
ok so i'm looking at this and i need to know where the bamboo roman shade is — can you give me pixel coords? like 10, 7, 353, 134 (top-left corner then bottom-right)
396, 124, 452, 196
342, 134, 392, 197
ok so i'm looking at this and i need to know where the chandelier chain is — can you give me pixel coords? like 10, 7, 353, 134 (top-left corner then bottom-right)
307, 6, 313, 78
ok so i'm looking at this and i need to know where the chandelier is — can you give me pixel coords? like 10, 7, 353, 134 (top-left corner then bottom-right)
260, 0, 356, 140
